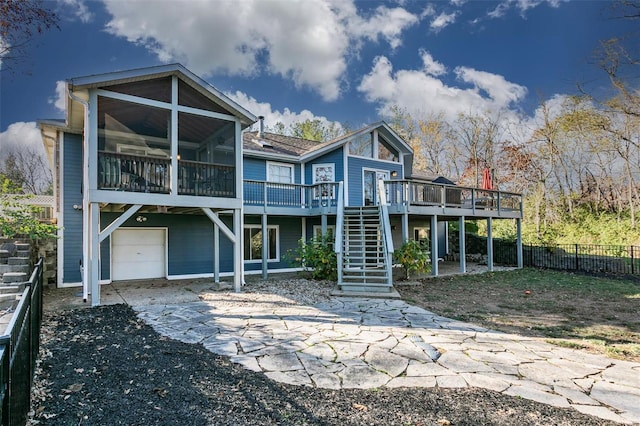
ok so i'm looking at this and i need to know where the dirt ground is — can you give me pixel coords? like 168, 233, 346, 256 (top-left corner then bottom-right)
30, 304, 616, 426
397, 268, 640, 362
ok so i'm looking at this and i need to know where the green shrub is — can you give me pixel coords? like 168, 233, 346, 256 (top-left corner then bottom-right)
286, 236, 337, 281
394, 239, 431, 278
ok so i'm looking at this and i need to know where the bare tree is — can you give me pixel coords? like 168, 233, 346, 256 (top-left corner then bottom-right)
0, 146, 52, 194
0, 0, 59, 73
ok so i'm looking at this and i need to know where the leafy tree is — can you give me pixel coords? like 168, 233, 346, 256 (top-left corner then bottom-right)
0, 176, 57, 239
393, 240, 431, 279
270, 119, 346, 142
0, 0, 59, 73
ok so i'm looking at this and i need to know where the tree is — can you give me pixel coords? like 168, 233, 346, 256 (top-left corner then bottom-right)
0, 176, 56, 239
271, 119, 346, 142
0, 145, 52, 194
0, 0, 59, 72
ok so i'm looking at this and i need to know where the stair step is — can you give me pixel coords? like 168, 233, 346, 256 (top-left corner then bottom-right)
0, 284, 25, 294
8, 257, 29, 266
0, 293, 22, 303
0, 264, 29, 275
2, 272, 27, 284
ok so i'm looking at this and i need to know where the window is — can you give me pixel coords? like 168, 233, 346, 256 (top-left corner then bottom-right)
349, 133, 373, 157
313, 225, 335, 250
378, 137, 399, 162
244, 225, 279, 262
313, 225, 335, 239
267, 162, 294, 184
312, 163, 335, 198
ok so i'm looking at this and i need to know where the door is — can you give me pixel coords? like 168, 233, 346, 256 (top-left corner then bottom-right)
363, 170, 390, 205
111, 228, 166, 281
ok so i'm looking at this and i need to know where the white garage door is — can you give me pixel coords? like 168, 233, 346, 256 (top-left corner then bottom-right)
112, 229, 166, 281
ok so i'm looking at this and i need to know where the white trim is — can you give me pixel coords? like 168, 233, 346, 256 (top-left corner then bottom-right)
347, 154, 400, 165
266, 161, 295, 184
244, 224, 280, 263
343, 147, 349, 206
362, 168, 390, 206
57, 131, 65, 288
312, 163, 335, 184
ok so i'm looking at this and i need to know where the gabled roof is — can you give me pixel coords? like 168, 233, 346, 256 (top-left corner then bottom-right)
243, 121, 413, 163
67, 63, 257, 128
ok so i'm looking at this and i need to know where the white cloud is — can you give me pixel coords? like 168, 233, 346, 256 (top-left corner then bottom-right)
228, 91, 343, 134
101, 0, 419, 101
420, 49, 446, 76
454, 66, 527, 105
0, 122, 45, 161
57, 0, 93, 23
430, 11, 458, 32
341, 4, 419, 50
488, 0, 564, 19
357, 53, 527, 123
48, 81, 66, 112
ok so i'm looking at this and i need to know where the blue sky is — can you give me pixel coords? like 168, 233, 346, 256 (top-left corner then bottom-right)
0, 0, 635, 158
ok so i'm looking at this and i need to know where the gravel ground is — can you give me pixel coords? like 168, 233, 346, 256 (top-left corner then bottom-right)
29, 277, 618, 425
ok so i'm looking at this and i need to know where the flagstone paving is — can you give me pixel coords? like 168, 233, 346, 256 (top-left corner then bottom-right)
135, 296, 640, 424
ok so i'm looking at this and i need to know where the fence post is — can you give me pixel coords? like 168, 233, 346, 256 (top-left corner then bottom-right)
632, 246, 635, 275
575, 244, 579, 271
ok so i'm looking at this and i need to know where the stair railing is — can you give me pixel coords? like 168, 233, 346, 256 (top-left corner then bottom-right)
334, 181, 345, 286
377, 179, 394, 286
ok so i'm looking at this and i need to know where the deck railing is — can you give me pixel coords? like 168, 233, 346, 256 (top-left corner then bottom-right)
384, 180, 522, 213
98, 151, 170, 193
0, 258, 44, 426
98, 152, 236, 197
243, 180, 339, 209
178, 160, 235, 197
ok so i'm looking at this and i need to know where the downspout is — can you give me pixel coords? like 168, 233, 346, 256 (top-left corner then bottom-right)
68, 85, 90, 302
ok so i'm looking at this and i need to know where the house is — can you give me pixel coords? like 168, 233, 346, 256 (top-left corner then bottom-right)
39, 64, 523, 306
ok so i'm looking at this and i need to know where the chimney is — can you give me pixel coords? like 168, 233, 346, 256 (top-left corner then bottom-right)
258, 116, 265, 138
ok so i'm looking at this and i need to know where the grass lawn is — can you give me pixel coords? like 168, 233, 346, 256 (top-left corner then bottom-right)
396, 268, 640, 362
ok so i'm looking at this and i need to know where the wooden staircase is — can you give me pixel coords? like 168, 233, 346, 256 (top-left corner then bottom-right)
337, 206, 393, 293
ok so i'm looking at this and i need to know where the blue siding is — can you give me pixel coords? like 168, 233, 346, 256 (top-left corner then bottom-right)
243, 216, 303, 271
62, 133, 84, 284
101, 213, 240, 277
243, 158, 301, 183
347, 156, 403, 206
304, 147, 344, 184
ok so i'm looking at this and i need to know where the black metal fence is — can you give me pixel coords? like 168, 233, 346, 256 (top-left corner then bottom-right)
0, 258, 44, 426
491, 240, 640, 276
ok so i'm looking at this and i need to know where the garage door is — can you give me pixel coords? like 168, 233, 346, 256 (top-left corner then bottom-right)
112, 229, 166, 281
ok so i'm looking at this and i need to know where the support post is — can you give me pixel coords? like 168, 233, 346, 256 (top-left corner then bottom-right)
214, 217, 220, 283
459, 216, 466, 273
402, 211, 409, 243
261, 213, 268, 280
321, 213, 328, 237
90, 203, 101, 307
516, 218, 523, 269
487, 217, 494, 272
233, 209, 242, 292
431, 215, 438, 276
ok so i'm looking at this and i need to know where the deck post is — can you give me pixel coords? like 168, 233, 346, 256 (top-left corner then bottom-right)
516, 218, 523, 269
459, 216, 466, 273
321, 213, 328, 237
233, 209, 242, 292
214, 216, 220, 283
431, 215, 438, 276
487, 217, 494, 272
261, 213, 268, 280
90, 202, 101, 307
402, 211, 409, 243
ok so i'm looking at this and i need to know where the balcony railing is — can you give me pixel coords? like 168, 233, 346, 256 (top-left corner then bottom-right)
243, 180, 338, 209
385, 180, 522, 213
99, 151, 170, 193
178, 160, 235, 197
97, 152, 235, 197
